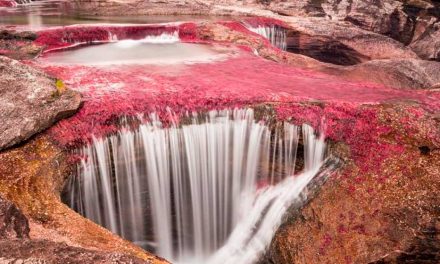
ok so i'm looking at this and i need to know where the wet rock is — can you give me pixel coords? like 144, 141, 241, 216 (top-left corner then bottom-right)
266, 104, 440, 264
410, 21, 440, 61
0, 57, 81, 151
0, 196, 29, 239
284, 17, 418, 65
337, 58, 440, 89
0, 30, 43, 60
369, 224, 440, 263
265, 0, 440, 44
0, 239, 151, 264
0, 136, 169, 263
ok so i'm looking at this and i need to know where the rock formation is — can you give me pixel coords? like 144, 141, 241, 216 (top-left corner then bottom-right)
0, 195, 29, 239
0, 30, 42, 60
0, 195, 153, 263
0, 135, 169, 263
0, 57, 81, 151
410, 21, 440, 61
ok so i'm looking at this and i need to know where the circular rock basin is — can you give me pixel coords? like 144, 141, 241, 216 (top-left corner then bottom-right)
41, 41, 233, 66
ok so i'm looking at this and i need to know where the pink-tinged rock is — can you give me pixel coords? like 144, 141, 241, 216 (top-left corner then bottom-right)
0, 57, 81, 150
284, 16, 419, 65
410, 22, 440, 61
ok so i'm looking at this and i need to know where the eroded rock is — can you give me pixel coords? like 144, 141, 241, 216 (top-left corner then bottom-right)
0, 196, 29, 239
410, 21, 440, 61
0, 239, 151, 264
266, 103, 440, 264
0, 30, 43, 60
0, 57, 81, 151
0, 136, 169, 263
284, 17, 418, 65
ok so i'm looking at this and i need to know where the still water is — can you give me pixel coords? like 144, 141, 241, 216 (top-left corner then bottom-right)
41, 41, 232, 66
0, 0, 222, 29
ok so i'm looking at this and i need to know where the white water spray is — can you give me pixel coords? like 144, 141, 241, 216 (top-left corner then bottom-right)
114, 31, 180, 48
246, 25, 287, 51
65, 108, 326, 263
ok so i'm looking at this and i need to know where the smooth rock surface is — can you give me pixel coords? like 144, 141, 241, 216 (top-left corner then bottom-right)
0, 56, 81, 151
335, 58, 440, 89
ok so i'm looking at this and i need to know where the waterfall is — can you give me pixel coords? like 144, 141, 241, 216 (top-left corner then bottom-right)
15, 0, 32, 4
59, 30, 180, 49
113, 31, 180, 48
245, 25, 287, 51
65, 108, 327, 263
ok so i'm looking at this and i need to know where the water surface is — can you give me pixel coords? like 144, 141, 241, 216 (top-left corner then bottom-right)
0, 0, 226, 29
41, 41, 232, 66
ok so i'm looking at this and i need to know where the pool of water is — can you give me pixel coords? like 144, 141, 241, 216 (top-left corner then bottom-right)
40, 41, 233, 66
0, 0, 225, 29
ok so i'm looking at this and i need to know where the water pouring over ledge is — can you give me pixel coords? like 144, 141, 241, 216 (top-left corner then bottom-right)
64, 108, 331, 264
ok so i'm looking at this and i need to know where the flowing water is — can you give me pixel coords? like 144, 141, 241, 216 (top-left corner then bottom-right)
245, 25, 287, 51
64, 108, 328, 263
4, 2, 328, 263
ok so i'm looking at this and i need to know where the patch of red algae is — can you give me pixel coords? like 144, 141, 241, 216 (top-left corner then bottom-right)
178, 22, 198, 42
35, 24, 181, 51
29, 47, 440, 149
241, 17, 290, 28
0, 0, 16, 7
269, 102, 440, 264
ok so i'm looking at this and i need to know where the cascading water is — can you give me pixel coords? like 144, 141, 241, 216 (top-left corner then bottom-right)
64, 108, 328, 263
245, 25, 287, 51
15, 0, 32, 4
60, 30, 180, 47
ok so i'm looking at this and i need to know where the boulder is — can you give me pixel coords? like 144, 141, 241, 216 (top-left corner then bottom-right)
410, 21, 440, 61
0, 196, 29, 239
0, 30, 42, 60
0, 57, 81, 151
